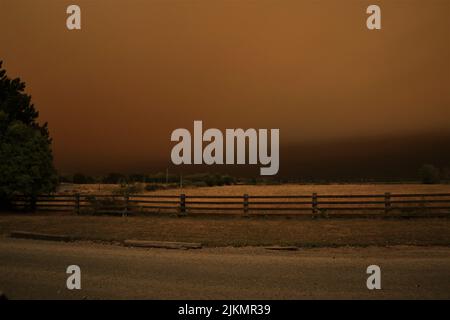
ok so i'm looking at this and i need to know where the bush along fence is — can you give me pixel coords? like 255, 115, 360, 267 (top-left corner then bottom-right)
11, 193, 450, 217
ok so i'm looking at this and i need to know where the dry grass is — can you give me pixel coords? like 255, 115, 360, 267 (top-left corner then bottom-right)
153, 183, 450, 196
1, 213, 450, 247
46, 183, 450, 216
58, 183, 450, 196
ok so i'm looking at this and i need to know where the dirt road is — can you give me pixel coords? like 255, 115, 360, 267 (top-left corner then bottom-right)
0, 238, 449, 299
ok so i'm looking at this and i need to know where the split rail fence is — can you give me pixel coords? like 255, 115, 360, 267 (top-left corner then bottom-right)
12, 192, 450, 217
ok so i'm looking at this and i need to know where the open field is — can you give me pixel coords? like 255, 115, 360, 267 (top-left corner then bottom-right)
7, 184, 450, 247
4, 184, 450, 299
58, 183, 450, 196
30, 183, 450, 217
1, 214, 450, 247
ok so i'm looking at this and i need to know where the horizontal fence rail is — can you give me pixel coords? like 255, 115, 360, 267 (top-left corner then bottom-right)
10, 192, 450, 217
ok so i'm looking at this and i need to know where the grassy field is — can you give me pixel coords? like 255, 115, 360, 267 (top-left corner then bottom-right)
52, 183, 450, 216
58, 183, 450, 196
6, 184, 449, 247
1, 214, 450, 247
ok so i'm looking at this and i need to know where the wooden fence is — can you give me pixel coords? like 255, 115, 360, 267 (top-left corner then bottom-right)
11, 192, 450, 217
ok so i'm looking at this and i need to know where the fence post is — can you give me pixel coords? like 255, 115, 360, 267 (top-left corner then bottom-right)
312, 193, 318, 216
124, 194, 129, 217
243, 194, 249, 217
180, 194, 186, 216
384, 192, 391, 214
29, 195, 37, 212
75, 193, 80, 215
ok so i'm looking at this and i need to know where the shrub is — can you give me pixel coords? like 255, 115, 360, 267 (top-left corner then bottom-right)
84, 195, 125, 214
72, 173, 95, 184
102, 173, 127, 184
113, 182, 144, 196
145, 184, 166, 192
419, 164, 441, 184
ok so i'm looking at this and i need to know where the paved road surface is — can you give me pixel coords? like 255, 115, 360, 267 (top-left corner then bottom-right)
0, 238, 449, 299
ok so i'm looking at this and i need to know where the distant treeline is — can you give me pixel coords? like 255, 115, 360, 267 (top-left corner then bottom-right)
59, 164, 450, 187
60, 172, 303, 187
60, 172, 238, 187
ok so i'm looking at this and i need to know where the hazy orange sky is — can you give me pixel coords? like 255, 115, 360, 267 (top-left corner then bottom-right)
1, 0, 449, 177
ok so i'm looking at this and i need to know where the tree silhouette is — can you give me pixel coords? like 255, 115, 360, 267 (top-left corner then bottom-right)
419, 164, 440, 184
0, 61, 57, 209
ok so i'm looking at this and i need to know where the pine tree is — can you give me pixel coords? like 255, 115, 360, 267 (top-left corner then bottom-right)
0, 61, 58, 209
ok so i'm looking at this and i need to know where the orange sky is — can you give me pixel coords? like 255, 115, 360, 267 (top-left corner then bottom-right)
1, 0, 449, 177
